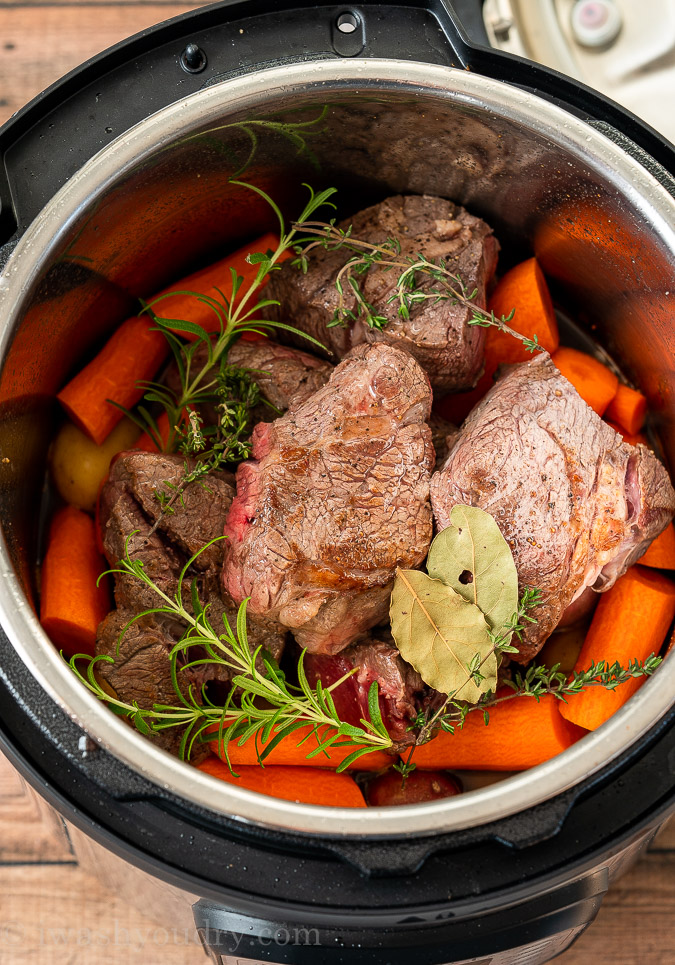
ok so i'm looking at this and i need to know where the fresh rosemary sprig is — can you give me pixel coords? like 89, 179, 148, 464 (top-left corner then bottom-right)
292, 221, 539, 350
70, 534, 393, 770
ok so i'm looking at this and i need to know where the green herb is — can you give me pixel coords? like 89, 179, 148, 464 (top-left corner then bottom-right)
426, 505, 519, 640
124, 182, 336, 452
292, 221, 537, 349
189, 105, 329, 179
69, 535, 392, 769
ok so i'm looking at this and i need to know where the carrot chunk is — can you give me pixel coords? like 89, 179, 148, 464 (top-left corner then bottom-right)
435, 258, 558, 425
640, 524, 675, 570
196, 759, 367, 807
486, 257, 559, 366
209, 723, 392, 771
57, 233, 284, 445
559, 566, 675, 731
57, 316, 169, 445
40, 506, 111, 658
151, 231, 285, 340
552, 347, 619, 416
605, 383, 647, 436
411, 693, 585, 771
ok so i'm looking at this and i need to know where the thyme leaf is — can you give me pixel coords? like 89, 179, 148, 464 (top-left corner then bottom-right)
291, 220, 536, 348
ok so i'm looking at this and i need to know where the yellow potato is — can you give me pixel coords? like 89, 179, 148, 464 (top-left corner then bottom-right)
538, 625, 586, 675
50, 417, 140, 513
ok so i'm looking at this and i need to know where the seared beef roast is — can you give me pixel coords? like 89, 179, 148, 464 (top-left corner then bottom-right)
223, 342, 435, 653
430, 353, 675, 660
97, 451, 286, 754
266, 194, 499, 393
428, 412, 459, 468
303, 632, 436, 750
228, 339, 332, 412
164, 338, 333, 424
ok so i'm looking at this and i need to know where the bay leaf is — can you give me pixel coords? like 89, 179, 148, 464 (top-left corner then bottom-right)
427, 504, 518, 639
390, 568, 497, 702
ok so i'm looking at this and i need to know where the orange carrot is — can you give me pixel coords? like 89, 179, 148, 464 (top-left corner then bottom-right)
412, 693, 585, 771
197, 759, 367, 807
605, 420, 649, 448
209, 723, 392, 771
552, 347, 619, 416
57, 233, 285, 445
486, 258, 559, 366
640, 524, 675, 570
435, 259, 558, 425
40, 506, 111, 658
559, 566, 675, 731
58, 316, 170, 445
605, 383, 647, 436
152, 232, 287, 340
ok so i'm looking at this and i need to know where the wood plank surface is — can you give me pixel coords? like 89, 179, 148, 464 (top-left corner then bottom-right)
1, 750, 674, 963
0, 4, 200, 125
1, 5, 675, 964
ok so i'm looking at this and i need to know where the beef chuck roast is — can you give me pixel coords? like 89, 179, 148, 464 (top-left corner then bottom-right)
97, 451, 286, 754
222, 342, 436, 653
430, 353, 675, 661
266, 194, 499, 393
228, 339, 332, 412
164, 338, 333, 425
303, 632, 435, 750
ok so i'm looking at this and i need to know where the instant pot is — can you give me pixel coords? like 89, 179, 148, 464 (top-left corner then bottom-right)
1, 2, 675, 962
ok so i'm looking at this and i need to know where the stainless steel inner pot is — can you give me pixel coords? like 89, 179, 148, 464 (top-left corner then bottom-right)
1, 59, 674, 838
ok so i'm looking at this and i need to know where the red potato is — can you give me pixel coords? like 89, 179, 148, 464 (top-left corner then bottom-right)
367, 770, 461, 806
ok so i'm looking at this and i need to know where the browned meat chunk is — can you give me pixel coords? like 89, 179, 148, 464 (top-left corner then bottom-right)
303, 633, 433, 750
430, 353, 675, 661
228, 339, 333, 412
222, 342, 435, 653
266, 194, 499, 393
97, 451, 287, 754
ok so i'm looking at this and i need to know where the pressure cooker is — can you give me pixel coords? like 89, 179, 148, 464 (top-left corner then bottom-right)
0, 2, 674, 963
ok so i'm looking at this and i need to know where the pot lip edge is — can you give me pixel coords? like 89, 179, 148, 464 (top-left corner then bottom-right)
1, 57, 674, 839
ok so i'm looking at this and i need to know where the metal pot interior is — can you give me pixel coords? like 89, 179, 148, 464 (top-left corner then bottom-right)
0, 60, 674, 838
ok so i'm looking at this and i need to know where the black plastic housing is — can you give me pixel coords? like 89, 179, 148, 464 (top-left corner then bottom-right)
0, 1, 674, 963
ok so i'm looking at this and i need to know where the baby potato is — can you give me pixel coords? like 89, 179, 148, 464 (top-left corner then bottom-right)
50, 417, 140, 512
538, 625, 586, 675
367, 769, 461, 806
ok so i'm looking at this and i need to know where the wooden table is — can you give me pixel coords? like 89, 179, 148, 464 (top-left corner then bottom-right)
1, 4, 674, 963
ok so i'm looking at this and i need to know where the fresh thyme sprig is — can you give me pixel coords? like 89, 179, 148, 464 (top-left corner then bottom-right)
146, 364, 263, 535
394, 588, 662, 783
292, 221, 539, 351
70, 534, 393, 770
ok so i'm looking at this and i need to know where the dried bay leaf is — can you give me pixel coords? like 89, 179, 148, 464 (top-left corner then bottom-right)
390, 568, 497, 702
427, 504, 518, 639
